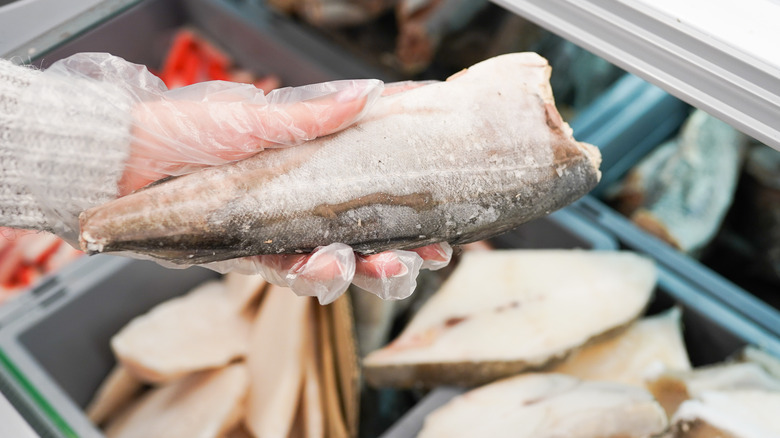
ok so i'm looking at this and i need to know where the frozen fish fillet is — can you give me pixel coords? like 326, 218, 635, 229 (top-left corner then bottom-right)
550, 307, 691, 386
111, 280, 253, 383
363, 250, 656, 388
79, 52, 601, 264
104, 363, 248, 438
418, 373, 668, 438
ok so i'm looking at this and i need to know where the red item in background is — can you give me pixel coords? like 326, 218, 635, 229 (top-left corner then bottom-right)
0, 229, 83, 304
159, 29, 281, 92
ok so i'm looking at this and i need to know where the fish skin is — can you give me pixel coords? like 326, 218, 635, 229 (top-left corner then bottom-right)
79, 53, 601, 264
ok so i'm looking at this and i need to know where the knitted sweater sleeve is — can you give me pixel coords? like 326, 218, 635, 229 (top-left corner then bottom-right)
0, 59, 132, 239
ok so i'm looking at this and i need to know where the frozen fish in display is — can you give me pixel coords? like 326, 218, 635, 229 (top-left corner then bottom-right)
79, 53, 601, 265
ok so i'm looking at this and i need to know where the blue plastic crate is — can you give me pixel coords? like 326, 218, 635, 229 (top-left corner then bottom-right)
571, 74, 692, 195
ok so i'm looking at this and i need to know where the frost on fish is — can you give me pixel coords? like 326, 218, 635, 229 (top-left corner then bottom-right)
79, 53, 601, 264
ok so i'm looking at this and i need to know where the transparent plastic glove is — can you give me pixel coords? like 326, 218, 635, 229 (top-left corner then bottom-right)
222, 242, 453, 305
254, 243, 357, 305
120, 78, 383, 193
19, 53, 381, 237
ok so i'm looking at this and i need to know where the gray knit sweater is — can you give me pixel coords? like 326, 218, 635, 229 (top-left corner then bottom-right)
0, 59, 132, 241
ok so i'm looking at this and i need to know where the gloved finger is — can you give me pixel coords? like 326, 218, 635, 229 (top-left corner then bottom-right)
250, 80, 382, 146
382, 80, 439, 96
353, 250, 423, 300
412, 242, 453, 270
287, 246, 356, 305
202, 242, 450, 303
121, 79, 383, 194
354, 251, 407, 279
350, 242, 449, 300
252, 243, 356, 305
353, 243, 452, 279
153, 79, 382, 149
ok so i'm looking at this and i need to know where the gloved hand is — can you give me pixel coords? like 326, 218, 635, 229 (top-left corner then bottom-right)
40, 54, 451, 304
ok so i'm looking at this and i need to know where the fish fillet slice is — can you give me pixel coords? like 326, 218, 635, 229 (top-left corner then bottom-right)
245, 285, 311, 437
646, 362, 780, 417
671, 390, 780, 438
111, 280, 253, 383
329, 294, 360, 437
86, 365, 143, 425
363, 250, 656, 388
550, 307, 691, 386
317, 301, 350, 438
418, 373, 668, 438
104, 363, 248, 438
79, 52, 601, 263
301, 344, 325, 438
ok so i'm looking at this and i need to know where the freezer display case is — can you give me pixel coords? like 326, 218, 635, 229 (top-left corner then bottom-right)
1, 0, 779, 436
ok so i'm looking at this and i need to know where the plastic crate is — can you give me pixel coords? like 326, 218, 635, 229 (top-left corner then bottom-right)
0, 256, 218, 438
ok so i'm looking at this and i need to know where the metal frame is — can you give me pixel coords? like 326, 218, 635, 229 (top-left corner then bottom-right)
493, 0, 780, 151
0, 0, 142, 61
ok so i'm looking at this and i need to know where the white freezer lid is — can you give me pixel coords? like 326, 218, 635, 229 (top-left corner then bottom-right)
493, 0, 780, 151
